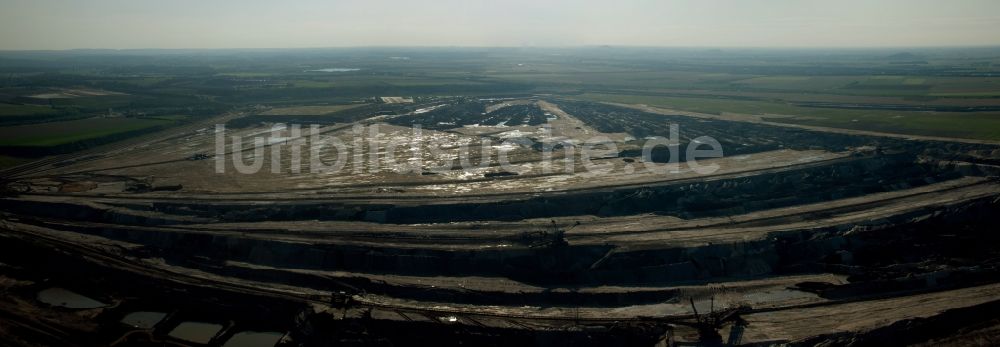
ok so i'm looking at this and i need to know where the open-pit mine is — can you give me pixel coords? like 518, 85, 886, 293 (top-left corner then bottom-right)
3, 97, 1000, 346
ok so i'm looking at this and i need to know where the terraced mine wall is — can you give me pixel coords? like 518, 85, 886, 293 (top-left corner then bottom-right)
20, 152, 954, 225
0, 230, 664, 346
381, 154, 955, 223
11, 194, 999, 294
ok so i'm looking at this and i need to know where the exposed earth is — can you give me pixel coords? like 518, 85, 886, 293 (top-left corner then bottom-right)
3, 97, 1000, 346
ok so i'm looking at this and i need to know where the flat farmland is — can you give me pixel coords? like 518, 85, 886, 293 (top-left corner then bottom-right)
0, 117, 175, 147
261, 104, 364, 116
0, 104, 60, 118
573, 92, 1000, 141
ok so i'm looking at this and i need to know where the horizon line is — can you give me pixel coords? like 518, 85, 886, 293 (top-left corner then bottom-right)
3, 44, 1000, 53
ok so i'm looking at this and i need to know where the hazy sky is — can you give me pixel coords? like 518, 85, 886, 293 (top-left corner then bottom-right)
1, 0, 999, 50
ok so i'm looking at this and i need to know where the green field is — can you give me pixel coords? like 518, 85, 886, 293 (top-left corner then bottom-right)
0, 103, 61, 118
929, 91, 1000, 97
0, 117, 175, 147
261, 104, 364, 116
144, 114, 192, 121
573, 92, 1000, 141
